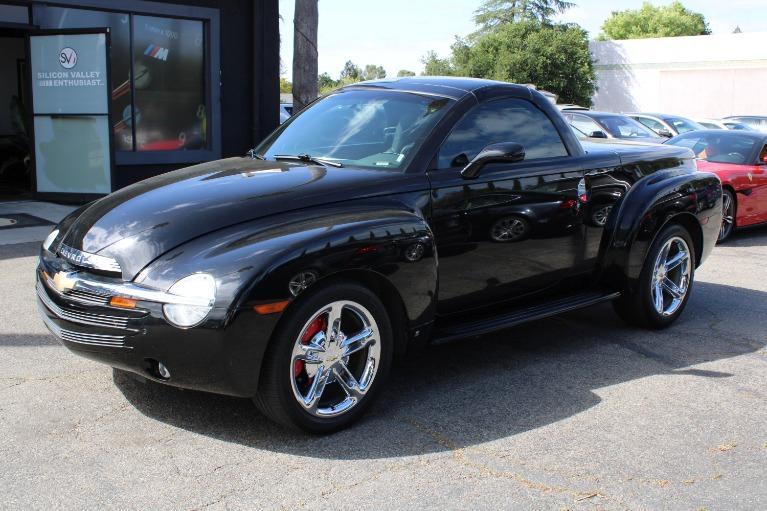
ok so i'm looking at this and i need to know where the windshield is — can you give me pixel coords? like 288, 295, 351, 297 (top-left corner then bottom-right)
599, 115, 658, 139
663, 116, 704, 134
667, 132, 758, 164
257, 90, 452, 171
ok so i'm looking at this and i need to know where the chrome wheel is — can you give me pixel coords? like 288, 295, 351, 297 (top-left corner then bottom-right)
592, 205, 613, 227
490, 216, 528, 242
290, 301, 380, 417
650, 236, 692, 317
719, 191, 734, 242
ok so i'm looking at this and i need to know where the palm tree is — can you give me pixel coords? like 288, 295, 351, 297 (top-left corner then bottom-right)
474, 0, 575, 30
292, 0, 318, 112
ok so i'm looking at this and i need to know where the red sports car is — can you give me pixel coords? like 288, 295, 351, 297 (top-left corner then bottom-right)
666, 130, 767, 242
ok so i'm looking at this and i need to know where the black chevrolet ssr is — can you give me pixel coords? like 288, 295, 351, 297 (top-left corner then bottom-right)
37, 78, 722, 432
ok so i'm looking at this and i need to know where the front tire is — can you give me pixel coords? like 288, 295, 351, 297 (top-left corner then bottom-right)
254, 282, 393, 433
613, 224, 695, 329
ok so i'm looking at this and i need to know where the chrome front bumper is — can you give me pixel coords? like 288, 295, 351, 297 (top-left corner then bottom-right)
40, 268, 213, 308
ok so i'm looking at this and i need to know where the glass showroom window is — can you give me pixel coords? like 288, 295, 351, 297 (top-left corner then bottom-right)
42, 7, 207, 153
132, 16, 206, 152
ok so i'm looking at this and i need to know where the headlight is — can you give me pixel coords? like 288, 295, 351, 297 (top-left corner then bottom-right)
162, 273, 216, 328
42, 229, 59, 252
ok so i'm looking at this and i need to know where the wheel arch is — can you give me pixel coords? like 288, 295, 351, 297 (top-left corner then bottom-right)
597, 168, 721, 291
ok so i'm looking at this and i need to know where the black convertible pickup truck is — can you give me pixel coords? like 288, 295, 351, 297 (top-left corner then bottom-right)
37, 77, 722, 432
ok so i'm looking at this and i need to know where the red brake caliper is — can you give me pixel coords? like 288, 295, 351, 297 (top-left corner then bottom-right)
294, 314, 327, 378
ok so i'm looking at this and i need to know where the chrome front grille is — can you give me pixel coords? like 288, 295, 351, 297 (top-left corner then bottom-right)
39, 270, 110, 306
39, 306, 129, 349
65, 289, 110, 306
37, 281, 135, 331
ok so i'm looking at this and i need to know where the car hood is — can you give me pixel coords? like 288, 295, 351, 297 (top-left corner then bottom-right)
61, 158, 425, 279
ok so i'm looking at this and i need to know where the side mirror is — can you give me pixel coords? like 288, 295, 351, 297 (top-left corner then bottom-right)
589, 130, 608, 139
658, 128, 673, 138
461, 142, 525, 180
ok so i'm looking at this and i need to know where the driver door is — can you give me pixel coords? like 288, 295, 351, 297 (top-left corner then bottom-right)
428, 97, 588, 315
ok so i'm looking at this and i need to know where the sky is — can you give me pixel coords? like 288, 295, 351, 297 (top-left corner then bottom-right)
278, 0, 767, 81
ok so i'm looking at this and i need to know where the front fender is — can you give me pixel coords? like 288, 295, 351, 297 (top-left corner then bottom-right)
135, 194, 437, 328
598, 168, 722, 291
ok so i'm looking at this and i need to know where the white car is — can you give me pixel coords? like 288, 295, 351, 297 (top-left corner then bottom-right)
696, 118, 754, 131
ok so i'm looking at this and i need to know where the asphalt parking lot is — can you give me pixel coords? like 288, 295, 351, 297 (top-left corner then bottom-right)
1, 227, 766, 510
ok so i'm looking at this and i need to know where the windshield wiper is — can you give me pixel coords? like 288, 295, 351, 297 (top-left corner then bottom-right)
274, 154, 344, 168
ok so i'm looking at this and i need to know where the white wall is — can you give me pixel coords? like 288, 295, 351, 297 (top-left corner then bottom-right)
0, 37, 26, 135
590, 32, 767, 119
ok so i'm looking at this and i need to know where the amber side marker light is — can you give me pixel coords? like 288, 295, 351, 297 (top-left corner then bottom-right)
110, 296, 138, 309
254, 300, 290, 315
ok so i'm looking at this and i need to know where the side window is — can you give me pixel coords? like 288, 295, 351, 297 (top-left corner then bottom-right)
569, 114, 603, 136
759, 145, 767, 163
437, 98, 568, 169
636, 116, 665, 134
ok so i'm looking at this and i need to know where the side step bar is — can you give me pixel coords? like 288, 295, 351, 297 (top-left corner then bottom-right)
432, 291, 621, 344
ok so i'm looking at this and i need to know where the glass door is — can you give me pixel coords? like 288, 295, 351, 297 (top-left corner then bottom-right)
28, 29, 113, 196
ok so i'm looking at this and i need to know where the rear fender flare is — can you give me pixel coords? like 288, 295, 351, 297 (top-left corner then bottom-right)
598, 169, 721, 291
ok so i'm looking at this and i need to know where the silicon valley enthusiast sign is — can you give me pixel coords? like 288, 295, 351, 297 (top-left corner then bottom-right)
30, 32, 112, 194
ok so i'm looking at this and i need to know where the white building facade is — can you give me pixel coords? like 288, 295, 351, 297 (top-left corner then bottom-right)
589, 32, 767, 118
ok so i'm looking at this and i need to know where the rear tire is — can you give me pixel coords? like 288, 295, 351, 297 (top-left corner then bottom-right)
613, 223, 696, 329
253, 281, 393, 433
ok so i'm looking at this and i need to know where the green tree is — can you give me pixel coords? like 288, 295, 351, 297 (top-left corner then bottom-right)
474, 0, 575, 30
397, 69, 416, 77
340, 60, 362, 81
362, 64, 387, 80
451, 21, 596, 105
600, 1, 710, 40
279, 77, 293, 94
421, 50, 456, 76
317, 72, 338, 94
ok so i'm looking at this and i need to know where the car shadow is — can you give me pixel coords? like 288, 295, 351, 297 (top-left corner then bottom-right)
112, 281, 766, 459
725, 226, 767, 248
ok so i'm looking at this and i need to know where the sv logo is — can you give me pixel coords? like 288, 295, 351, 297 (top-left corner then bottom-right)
59, 47, 78, 69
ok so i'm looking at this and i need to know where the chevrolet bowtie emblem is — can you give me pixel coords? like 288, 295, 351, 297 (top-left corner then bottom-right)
52, 271, 78, 293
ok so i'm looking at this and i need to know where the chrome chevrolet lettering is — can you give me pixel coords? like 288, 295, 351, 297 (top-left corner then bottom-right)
58, 244, 122, 273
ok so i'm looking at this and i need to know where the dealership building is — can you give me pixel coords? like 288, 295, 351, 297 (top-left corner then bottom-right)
0, 0, 279, 201
590, 32, 767, 120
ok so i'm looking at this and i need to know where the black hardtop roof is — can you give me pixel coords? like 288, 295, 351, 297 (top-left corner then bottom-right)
341, 76, 535, 100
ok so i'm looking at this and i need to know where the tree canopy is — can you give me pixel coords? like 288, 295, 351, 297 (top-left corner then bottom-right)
422, 21, 595, 106
397, 69, 416, 77
340, 60, 362, 81
317, 61, 388, 94
421, 51, 455, 76
600, 1, 710, 40
362, 64, 387, 81
474, 0, 575, 30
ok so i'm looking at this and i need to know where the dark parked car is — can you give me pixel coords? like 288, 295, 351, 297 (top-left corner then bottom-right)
37, 77, 722, 433
562, 110, 665, 143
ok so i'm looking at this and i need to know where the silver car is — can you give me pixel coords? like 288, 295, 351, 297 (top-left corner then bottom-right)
628, 113, 705, 138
